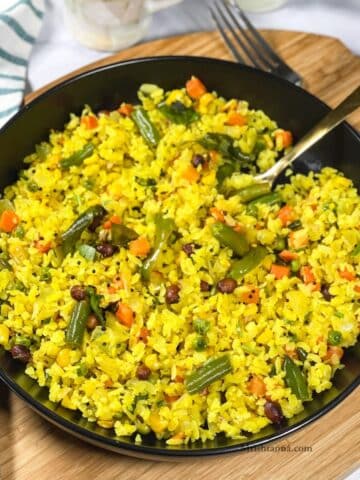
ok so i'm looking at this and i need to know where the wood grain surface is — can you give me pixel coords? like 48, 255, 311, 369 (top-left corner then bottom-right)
1, 30, 360, 480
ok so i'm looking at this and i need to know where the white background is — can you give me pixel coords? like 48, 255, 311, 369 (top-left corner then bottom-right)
28, 1, 360, 478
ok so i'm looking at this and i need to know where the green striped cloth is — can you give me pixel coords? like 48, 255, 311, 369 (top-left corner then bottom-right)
0, 0, 45, 128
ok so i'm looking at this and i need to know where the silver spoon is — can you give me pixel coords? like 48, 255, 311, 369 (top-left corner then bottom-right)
255, 85, 360, 187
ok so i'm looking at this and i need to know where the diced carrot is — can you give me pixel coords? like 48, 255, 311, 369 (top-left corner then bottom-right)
210, 207, 225, 223
103, 214, 122, 230
275, 130, 293, 149
240, 286, 260, 304
288, 229, 309, 250
279, 250, 298, 262
107, 286, 117, 294
300, 266, 315, 284
325, 346, 344, 365
233, 223, 245, 233
355, 285, 360, 293
164, 394, 180, 403
339, 269, 356, 281
247, 376, 266, 396
110, 215, 121, 224
175, 374, 184, 383
116, 303, 134, 328
119, 103, 134, 116
138, 327, 150, 344
0, 210, 19, 233
129, 237, 151, 257
277, 205, 294, 226
182, 165, 200, 183
81, 115, 98, 129
310, 283, 321, 292
186, 76, 207, 99
271, 264, 290, 279
35, 241, 52, 253
104, 379, 113, 388
226, 112, 247, 126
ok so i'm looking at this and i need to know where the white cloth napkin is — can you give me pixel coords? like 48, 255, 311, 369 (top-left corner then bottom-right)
0, 0, 45, 128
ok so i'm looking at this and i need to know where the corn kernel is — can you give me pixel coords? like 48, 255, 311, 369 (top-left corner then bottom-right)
0, 324, 9, 345
56, 348, 72, 368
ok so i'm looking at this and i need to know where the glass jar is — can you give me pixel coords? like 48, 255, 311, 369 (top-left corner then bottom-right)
64, 0, 183, 51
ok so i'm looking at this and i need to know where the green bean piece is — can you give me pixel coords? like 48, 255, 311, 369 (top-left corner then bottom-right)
216, 163, 235, 184
247, 192, 282, 216
0, 257, 12, 270
14, 225, 25, 239
328, 330, 342, 346
35, 142, 51, 160
350, 243, 360, 256
66, 299, 91, 348
131, 107, 161, 147
193, 336, 208, 351
193, 319, 210, 335
288, 220, 302, 230
199, 133, 233, 156
296, 347, 308, 361
61, 205, 106, 256
290, 259, 300, 273
39, 267, 52, 282
199, 133, 251, 162
158, 101, 200, 125
60, 143, 94, 170
0, 199, 15, 215
212, 222, 249, 257
284, 355, 309, 401
139, 83, 159, 98
86, 286, 105, 326
185, 355, 232, 394
273, 237, 286, 252
111, 224, 138, 247
78, 244, 97, 261
135, 177, 157, 187
234, 183, 271, 203
229, 246, 268, 280
141, 214, 175, 281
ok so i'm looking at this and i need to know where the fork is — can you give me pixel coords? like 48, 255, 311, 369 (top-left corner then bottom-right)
210, 1, 303, 87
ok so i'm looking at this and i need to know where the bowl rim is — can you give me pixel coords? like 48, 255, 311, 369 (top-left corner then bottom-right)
0, 55, 359, 458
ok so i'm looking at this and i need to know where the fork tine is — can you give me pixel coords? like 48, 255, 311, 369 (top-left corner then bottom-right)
221, 2, 273, 70
214, 1, 264, 69
234, 7, 286, 68
209, 5, 246, 64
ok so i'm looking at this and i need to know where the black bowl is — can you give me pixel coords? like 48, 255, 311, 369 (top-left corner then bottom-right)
0, 57, 359, 459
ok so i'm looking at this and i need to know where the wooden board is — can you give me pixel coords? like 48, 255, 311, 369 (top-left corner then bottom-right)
1, 30, 360, 480
25, 30, 360, 129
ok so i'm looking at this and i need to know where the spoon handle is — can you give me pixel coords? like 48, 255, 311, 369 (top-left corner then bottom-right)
256, 85, 360, 185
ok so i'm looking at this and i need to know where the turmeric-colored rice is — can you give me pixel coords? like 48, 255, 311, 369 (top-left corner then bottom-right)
0, 78, 359, 444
